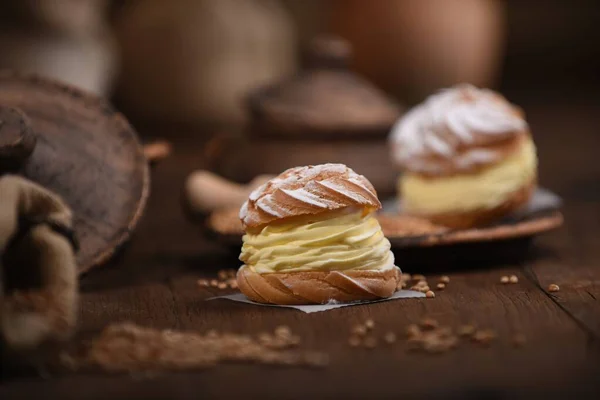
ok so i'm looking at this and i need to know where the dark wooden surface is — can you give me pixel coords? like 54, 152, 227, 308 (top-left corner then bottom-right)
1, 100, 600, 399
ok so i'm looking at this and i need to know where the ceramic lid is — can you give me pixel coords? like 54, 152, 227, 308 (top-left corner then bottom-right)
247, 36, 402, 139
0, 72, 149, 274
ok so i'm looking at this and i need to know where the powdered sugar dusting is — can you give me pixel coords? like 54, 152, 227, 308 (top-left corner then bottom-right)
454, 149, 501, 169
389, 84, 528, 173
281, 188, 329, 208
317, 180, 365, 203
239, 201, 249, 220
240, 164, 380, 227
256, 197, 285, 218
249, 183, 267, 201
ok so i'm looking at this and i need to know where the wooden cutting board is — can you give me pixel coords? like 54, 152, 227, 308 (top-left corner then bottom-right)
0, 71, 149, 274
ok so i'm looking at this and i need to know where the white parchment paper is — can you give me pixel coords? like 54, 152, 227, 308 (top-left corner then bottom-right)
207, 290, 425, 314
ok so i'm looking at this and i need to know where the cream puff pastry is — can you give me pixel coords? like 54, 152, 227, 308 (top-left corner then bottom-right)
389, 84, 537, 229
237, 163, 400, 304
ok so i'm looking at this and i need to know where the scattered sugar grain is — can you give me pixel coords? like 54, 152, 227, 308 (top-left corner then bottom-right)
406, 324, 421, 338
420, 318, 439, 330
197, 279, 209, 287
473, 329, 496, 346
275, 325, 292, 338
352, 325, 367, 336
457, 325, 476, 337
384, 332, 397, 344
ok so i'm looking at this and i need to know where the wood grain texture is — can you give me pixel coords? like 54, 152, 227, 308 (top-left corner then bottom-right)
0, 106, 36, 171
1, 103, 600, 398
0, 72, 149, 273
524, 203, 600, 340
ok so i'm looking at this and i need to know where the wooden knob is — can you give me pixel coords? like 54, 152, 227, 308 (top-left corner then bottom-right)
0, 107, 36, 172
307, 35, 352, 69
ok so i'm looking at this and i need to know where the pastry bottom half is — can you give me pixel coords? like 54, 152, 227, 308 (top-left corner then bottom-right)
237, 265, 400, 305
400, 136, 537, 229
417, 181, 535, 229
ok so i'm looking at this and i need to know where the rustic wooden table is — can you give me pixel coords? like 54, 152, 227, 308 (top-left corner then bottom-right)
1, 101, 600, 399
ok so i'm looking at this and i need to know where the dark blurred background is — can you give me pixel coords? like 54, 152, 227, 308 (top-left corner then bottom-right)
0, 0, 598, 130
2, 0, 597, 202
0, 0, 600, 164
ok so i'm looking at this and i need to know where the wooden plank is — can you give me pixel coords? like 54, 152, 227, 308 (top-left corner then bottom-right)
1, 265, 596, 398
525, 202, 600, 339
162, 263, 597, 398
3, 105, 600, 397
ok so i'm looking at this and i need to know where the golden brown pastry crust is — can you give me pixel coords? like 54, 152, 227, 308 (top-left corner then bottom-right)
240, 164, 381, 229
237, 265, 400, 305
410, 180, 536, 229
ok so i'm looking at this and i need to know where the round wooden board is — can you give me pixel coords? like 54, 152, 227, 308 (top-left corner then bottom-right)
378, 210, 563, 248
0, 72, 149, 274
206, 190, 563, 250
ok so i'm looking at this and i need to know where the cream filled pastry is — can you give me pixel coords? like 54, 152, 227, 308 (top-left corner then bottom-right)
389, 84, 537, 228
237, 163, 400, 304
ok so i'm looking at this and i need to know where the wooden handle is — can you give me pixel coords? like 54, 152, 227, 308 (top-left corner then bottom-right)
184, 170, 273, 216
143, 140, 172, 165
0, 107, 36, 172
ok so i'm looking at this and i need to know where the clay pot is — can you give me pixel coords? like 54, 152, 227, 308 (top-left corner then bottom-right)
115, 0, 297, 128
209, 36, 403, 196
0, 0, 116, 95
329, 0, 506, 102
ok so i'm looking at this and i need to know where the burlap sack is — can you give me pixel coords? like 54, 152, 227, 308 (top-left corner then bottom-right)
0, 175, 78, 349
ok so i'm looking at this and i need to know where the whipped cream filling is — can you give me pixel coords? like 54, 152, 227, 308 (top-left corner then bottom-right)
401, 137, 537, 214
240, 210, 395, 274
